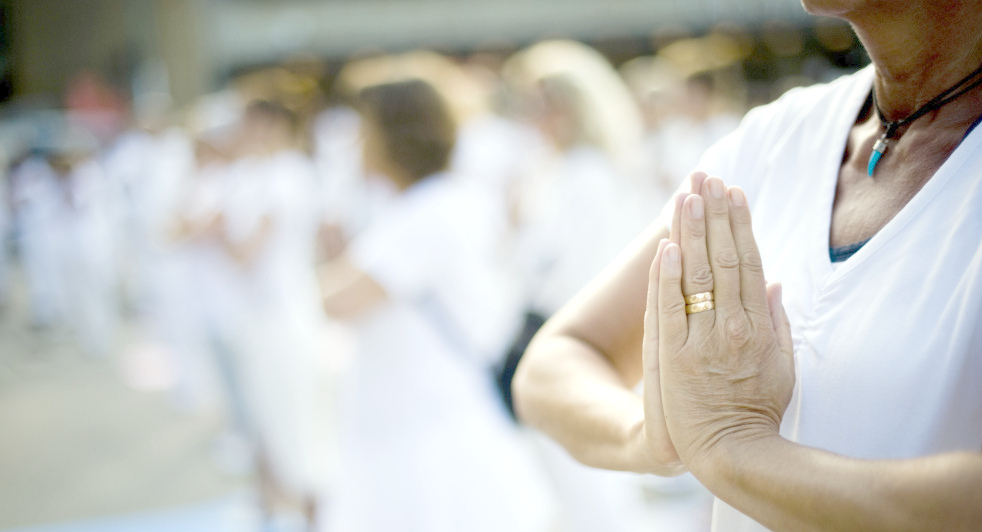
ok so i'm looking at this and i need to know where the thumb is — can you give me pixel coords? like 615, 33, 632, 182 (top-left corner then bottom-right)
642, 239, 670, 374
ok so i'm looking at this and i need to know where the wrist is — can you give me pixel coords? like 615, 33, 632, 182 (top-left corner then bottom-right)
688, 426, 788, 490
627, 417, 687, 476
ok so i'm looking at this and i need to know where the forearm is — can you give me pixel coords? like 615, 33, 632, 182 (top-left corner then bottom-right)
514, 333, 657, 473
317, 257, 387, 320
700, 435, 982, 532
225, 218, 273, 266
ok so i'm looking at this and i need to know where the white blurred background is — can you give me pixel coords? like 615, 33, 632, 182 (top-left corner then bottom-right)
0, 1, 867, 531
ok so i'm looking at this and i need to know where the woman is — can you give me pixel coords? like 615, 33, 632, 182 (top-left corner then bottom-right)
318, 77, 555, 532
507, 40, 647, 319
515, 1, 982, 530
222, 100, 340, 527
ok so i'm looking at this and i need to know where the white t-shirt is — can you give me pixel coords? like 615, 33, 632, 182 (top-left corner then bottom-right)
332, 174, 553, 532
246, 150, 322, 312
663, 66, 982, 531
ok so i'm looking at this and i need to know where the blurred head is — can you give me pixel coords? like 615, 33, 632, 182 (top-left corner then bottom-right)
682, 72, 715, 120
239, 99, 301, 155
506, 40, 643, 168
536, 74, 589, 149
356, 78, 457, 188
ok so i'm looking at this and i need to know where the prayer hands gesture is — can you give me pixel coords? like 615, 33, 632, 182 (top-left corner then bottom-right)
642, 172, 796, 477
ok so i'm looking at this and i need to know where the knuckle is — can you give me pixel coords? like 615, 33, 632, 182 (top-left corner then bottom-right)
690, 265, 714, 286
723, 316, 752, 349
662, 296, 687, 316
684, 218, 706, 238
740, 250, 764, 272
708, 202, 729, 219
713, 249, 741, 271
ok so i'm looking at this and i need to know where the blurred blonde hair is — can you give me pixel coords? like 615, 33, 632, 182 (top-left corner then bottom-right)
506, 40, 644, 174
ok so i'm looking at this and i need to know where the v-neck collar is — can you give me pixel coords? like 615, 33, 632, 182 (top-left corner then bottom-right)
809, 67, 982, 287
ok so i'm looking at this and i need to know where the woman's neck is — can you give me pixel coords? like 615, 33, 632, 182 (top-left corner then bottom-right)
847, 1, 982, 121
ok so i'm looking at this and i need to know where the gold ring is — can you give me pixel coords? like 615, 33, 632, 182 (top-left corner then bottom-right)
685, 301, 715, 315
684, 291, 714, 305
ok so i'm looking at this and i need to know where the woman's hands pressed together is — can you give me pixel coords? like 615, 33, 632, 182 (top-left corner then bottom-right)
645, 174, 796, 479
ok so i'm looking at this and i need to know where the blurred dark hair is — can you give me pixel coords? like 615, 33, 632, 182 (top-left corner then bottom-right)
245, 99, 300, 133
357, 78, 456, 183
686, 71, 715, 94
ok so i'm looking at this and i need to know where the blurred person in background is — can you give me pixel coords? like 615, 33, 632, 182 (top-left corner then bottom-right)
649, 70, 741, 197
166, 129, 259, 476
515, 0, 982, 530
311, 92, 369, 261
619, 54, 689, 205
492, 39, 655, 532
506, 40, 647, 321
47, 136, 119, 357
10, 149, 69, 328
222, 99, 343, 530
317, 77, 556, 532
9, 122, 121, 356
103, 92, 194, 316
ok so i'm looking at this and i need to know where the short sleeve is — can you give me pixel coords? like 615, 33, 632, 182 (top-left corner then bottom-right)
348, 198, 449, 300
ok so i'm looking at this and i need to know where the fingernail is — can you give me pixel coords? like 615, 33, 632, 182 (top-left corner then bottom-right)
708, 178, 724, 199
689, 196, 704, 219
676, 192, 688, 209
665, 244, 679, 263
657, 238, 669, 254
690, 171, 707, 190
728, 187, 746, 207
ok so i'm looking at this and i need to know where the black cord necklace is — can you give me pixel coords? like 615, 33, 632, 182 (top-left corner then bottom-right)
867, 61, 982, 177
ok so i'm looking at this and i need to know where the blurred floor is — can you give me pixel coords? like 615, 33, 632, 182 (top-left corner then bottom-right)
1, 494, 258, 532
0, 264, 246, 530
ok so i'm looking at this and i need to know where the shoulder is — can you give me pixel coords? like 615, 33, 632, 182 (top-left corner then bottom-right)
739, 67, 873, 144
694, 67, 873, 194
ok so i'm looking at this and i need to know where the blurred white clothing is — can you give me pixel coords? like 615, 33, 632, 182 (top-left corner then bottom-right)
54, 159, 120, 356
326, 173, 555, 532
313, 107, 379, 235
532, 434, 648, 532
646, 113, 738, 194
11, 157, 68, 325
514, 146, 637, 316
231, 150, 344, 496
103, 128, 194, 311
452, 114, 545, 214
159, 163, 238, 411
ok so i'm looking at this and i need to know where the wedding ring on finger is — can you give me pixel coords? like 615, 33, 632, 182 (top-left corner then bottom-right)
685, 300, 715, 315
684, 291, 715, 305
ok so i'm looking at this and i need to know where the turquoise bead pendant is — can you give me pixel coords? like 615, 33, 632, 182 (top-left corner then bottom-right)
867, 137, 889, 177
